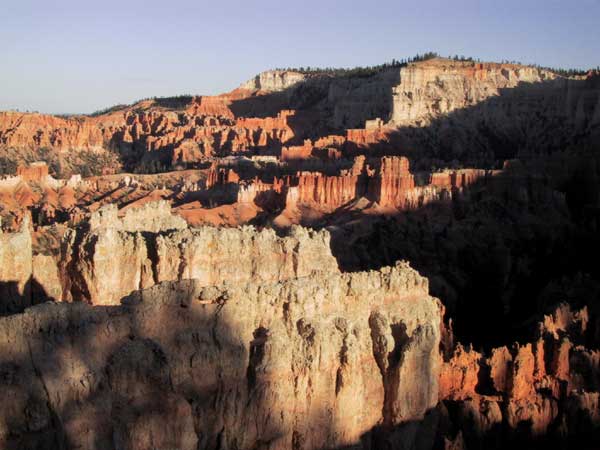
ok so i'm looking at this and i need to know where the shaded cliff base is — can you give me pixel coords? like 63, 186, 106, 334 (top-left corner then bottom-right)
0, 260, 442, 450
2, 269, 600, 449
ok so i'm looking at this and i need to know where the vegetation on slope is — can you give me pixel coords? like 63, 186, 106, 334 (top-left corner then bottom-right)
0, 147, 122, 178
276, 51, 597, 79
89, 94, 194, 117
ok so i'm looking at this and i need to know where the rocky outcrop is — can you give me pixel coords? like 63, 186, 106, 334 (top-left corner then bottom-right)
61, 202, 339, 305
390, 58, 558, 126
291, 171, 360, 209
286, 156, 417, 210
386, 58, 600, 166
370, 156, 415, 208
240, 70, 307, 92
31, 253, 63, 302
204, 155, 473, 215
0, 216, 66, 314
0, 103, 298, 171
438, 303, 600, 448
0, 255, 441, 450
0, 216, 32, 314
0, 111, 107, 151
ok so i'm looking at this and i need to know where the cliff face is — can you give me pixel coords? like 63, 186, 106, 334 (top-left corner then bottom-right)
387, 59, 600, 165
0, 216, 32, 314
371, 156, 416, 208
240, 70, 307, 92
291, 171, 360, 209
327, 68, 399, 129
0, 214, 64, 315
237, 68, 399, 129
0, 112, 106, 151
0, 202, 442, 450
390, 58, 558, 126
60, 202, 339, 305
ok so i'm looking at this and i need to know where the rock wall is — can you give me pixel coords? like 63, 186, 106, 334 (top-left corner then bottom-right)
288, 156, 416, 209
240, 67, 399, 129
60, 202, 339, 305
205, 156, 468, 214
240, 70, 307, 92
0, 216, 67, 314
292, 171, 360, 209
31, 253, 63, 302
0, 256, 441, 450
328, 68, 399, 129
390, 58, 557, 126
370, 156, 415, 208
0, 216, 32, 314
386, 58, 600, 166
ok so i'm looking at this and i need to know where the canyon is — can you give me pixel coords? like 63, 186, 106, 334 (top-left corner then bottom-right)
1, 57, 600, 449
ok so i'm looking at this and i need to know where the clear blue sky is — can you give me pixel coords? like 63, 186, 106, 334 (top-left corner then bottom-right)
2, 0, 599, 114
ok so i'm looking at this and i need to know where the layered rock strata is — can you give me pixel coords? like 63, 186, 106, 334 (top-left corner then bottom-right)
209, 156, 486, 214
390, 58, 558, 126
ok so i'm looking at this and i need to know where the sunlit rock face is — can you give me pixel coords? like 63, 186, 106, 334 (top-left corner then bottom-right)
0, 226, 442, 449
0, 201, 444, 450
0, 216, 32, 314
60, 201, 339, 305
240, 70, 308, 92
390, 58, 558, 126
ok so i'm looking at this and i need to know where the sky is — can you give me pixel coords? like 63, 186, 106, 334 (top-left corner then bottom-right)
1, 0, 599, 114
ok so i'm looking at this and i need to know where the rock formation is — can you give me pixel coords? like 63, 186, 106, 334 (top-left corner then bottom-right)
390, 58, 558, 126
0, 215, 32, 314
2, 58, 599, 175
1, 56, 600, 449
437, 303, 600, 448
0, 202, 442, 450
240, 70, 307, 92
60, 202, 339, 305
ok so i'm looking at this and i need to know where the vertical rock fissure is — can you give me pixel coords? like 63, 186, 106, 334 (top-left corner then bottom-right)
26, 338, 67, 450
